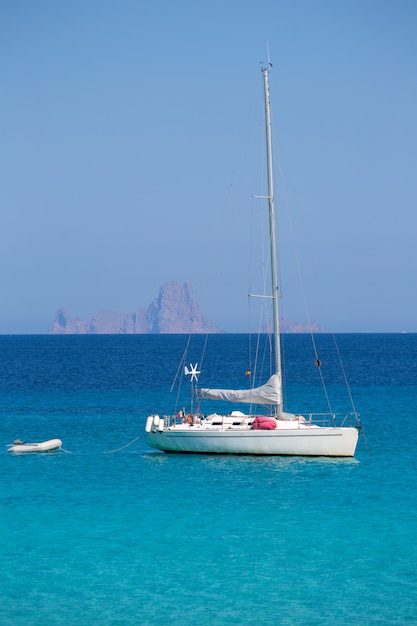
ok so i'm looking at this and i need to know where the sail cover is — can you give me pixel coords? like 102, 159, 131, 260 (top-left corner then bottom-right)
199, 374, 282, 405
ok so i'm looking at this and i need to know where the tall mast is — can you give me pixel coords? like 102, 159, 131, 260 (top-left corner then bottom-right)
262, 64, 283, 415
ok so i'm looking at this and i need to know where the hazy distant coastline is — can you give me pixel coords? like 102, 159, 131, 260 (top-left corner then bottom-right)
49, 280, 321, 335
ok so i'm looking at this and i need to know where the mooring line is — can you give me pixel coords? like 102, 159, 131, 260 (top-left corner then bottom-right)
103, 435, 141, 454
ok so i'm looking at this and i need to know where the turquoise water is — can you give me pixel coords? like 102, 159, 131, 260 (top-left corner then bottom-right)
1, 334, 416, 625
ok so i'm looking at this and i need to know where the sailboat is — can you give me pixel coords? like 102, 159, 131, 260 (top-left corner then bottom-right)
145, 64, 361, 456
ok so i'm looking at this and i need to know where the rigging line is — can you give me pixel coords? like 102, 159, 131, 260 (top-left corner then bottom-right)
277, 172, 356, 415
247, 187, 263, 403
247, 295, 274, 415
247, 293, 253, 384
272, 120, 355, 415
170, 334, 192, 393
248, 191, 278, 411
331, 333, 358, 415
248, 81, 271, 304
247, 295, 254, 415
173, 337, 190, 413
255, 200, 269, 386
171, 335, 193, 412
273, 133, 333, 414
360, 427, 371, 456
103, 434, 141, 454
199, 333, 209, 376
246, 290, 263, 414
214, 92, 260, 324
249, 193, 272, 374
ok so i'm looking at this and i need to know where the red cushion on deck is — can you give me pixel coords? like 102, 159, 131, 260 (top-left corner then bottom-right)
253, 416, 276, 430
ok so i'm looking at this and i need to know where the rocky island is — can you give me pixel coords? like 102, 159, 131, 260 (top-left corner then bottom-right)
49, 280, 321, 335
49, 281, 220, 334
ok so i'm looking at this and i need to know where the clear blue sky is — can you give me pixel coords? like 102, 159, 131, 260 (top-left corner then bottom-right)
1, 0, 416, 333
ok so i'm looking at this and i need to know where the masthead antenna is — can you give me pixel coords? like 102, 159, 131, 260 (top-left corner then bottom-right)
260, 42, 273, 71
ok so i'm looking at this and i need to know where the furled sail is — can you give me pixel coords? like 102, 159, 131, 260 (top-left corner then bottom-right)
199, 373, 282, 405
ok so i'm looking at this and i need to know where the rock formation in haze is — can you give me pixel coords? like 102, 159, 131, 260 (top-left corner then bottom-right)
279, 320, 321, 333
49, 280, 322, 335
49, 281, 220, 334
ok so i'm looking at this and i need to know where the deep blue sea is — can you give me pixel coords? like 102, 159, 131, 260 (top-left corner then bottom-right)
1, 334, 416, 625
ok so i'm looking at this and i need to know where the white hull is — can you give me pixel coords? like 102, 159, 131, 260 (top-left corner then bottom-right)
7, 439, 62, 454
146, 421, 358, 457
